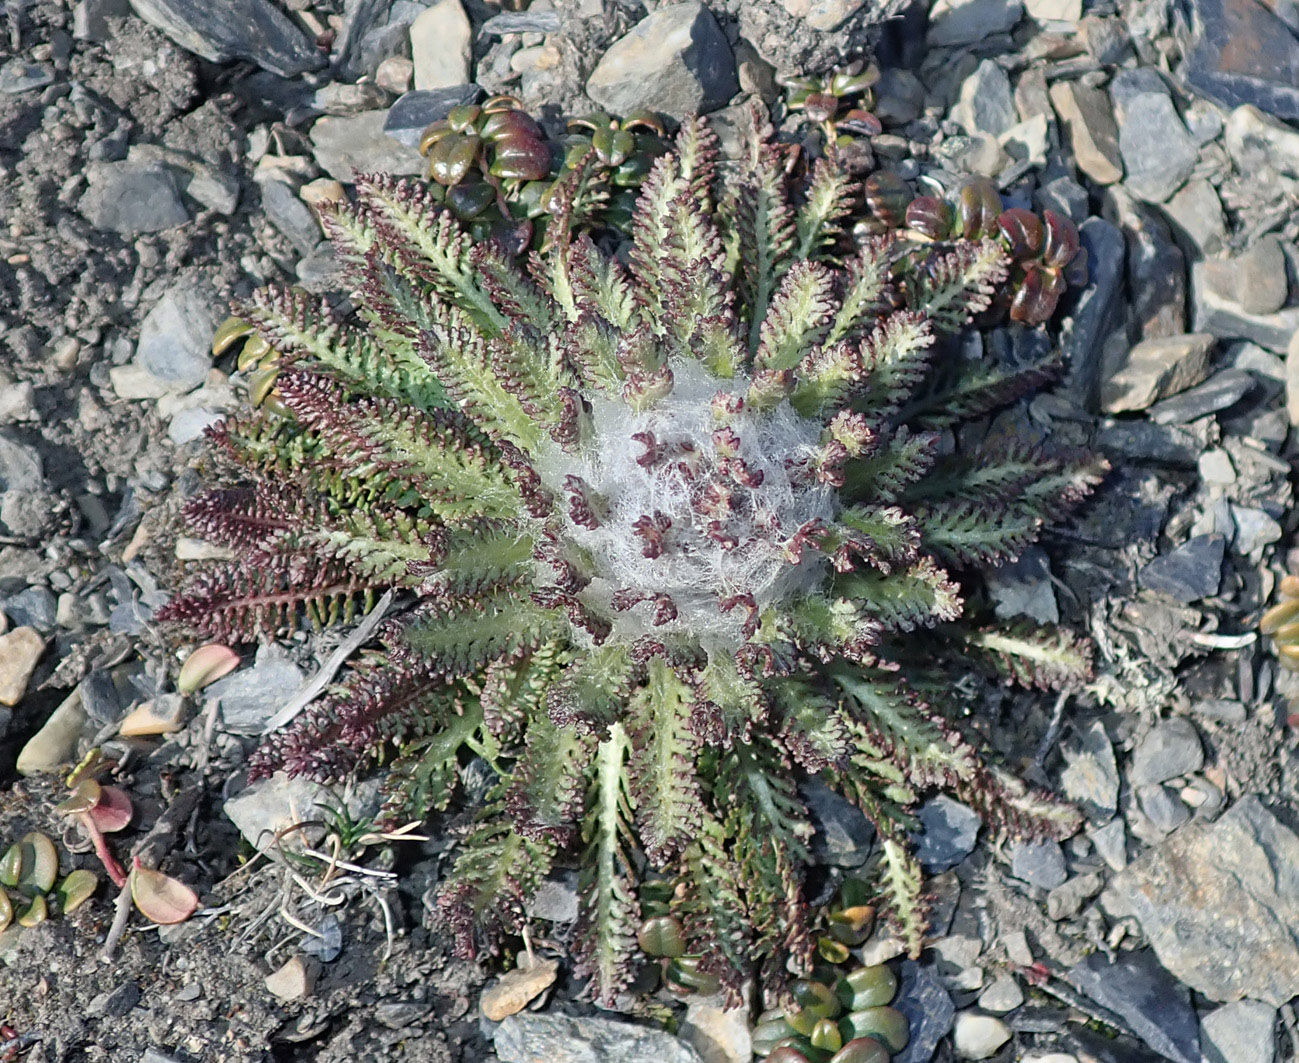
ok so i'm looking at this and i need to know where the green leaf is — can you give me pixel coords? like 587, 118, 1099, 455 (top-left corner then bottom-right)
574, 724, 640, 1005
627, 659, 702, 864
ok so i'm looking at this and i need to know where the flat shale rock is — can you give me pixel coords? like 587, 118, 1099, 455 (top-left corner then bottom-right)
1200, 1000, 1278, 1063
1101, 333, 1214, 413
1102, 796, 1299, 1005
129, 0, 321, 77
1114, 90, 1198, 203
311, 110, 425, 182
1138, 533, 1225, 602
586, 3, 737, 120
494, 1013, 703, 1063
1180, 0, 1299, 120
1068, 950, 1199, 1063
79, 160, 189, 235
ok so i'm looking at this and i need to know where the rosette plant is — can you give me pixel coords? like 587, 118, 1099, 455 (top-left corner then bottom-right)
161, 116, 1104, 1003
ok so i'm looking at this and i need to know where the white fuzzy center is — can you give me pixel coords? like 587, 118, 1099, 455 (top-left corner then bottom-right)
534, 360, 837, 649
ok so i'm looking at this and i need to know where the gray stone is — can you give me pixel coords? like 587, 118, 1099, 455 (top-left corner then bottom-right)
207, 646, 303, 733
1181, 0, 1299, 121
225, 773, 377, 852
1089, 817, 1128, 870
802, 777, 874, 867
1148, 368, 1256, 424
587, 3, 738, 120
167, 406, 224, 445
1009, 839, 1068, 889
976, 973, 1024, 1014
986, 547, 1057, 624
1050, 81, 1123, 185
410, 0, 472, 91
383, 85, 481, 148
135, 284, 217, 394
1198, 235, 1289, 316
1046, 872, 1104, 920
3, 587, 57, 632
185, 169, 240, 214
1103, 796, 1299, 1005
1163, 179, 1228, 256
894, 961, 956, 1063
1065, 218, 1126, 409
1101, 333, 1214, 413
875, 67, 925, 126
953, 61, 1017, 138
926, 0, 1022, 45
1060, 719, 1120, 818
1137, 784, 1191, 832
79, 161, 189, 236
1107, 189, 1186, 340
782, 0, 871, 30
1116, 92, 1198, 202
1081, 13, 1133, 63
0, 437, 42, 498
1194, 259, 1299, 351
313, 81, 388, 117
1233, 505, 1283, 556
1224, 104, 1299, 176
312, 110, 425, 183
74, 0, 131, 41
296, 242, 342, 294
259, 179, 322, 257
1201, 1000, 1277, 1063
1096, 419, 1202, 465
1139, 535, 1225, 602
914, 796, 981, 872
526, 871, 580, 923
494, 1014, 703, 1063
128, 0, 321, 77
1068, 950, 1200, 1063
0, 60, 54, 93
1131, 718, 1203, 787
1035, 176, 1090, 223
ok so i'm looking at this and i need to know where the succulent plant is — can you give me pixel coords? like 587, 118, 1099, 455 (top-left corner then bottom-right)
161, 116, 1102, 1003
1261, 573, 1299, 669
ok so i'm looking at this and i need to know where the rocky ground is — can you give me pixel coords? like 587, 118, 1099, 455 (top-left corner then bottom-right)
1, 0, 1298, 1061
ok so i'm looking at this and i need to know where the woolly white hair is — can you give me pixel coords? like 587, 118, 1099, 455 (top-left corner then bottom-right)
534, 359, 838, 651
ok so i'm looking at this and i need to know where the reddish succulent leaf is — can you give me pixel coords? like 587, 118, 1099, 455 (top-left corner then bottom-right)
130, 860, 198, 925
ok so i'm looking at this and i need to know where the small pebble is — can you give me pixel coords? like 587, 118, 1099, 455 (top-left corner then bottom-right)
265, 955, 318, 1001
953, 1012, 1013, 1059
480, 958, 558, 1021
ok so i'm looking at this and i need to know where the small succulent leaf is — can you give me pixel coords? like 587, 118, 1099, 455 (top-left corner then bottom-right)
130, 861, 199, 925
19, 833, 58, 896
178, 644, 240, 695
57, 869, 99, 914
88, 785, 134, 834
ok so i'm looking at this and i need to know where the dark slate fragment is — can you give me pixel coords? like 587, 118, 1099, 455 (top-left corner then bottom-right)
1147, 368, 1257, 424
1138, 534, 1225, 602
802, 778, 875, 867
912, 796, 980, 872
1064, 218, 1125, 411
481, 10, 564, 34
894, 960, 955, 1063
384, 85, 483, 147
129, 0, 322, 77
1180, 0, 1299, 120
1068, 950, 1200, 1063
332, 0, 392, 79
1095, 421, 1202, 466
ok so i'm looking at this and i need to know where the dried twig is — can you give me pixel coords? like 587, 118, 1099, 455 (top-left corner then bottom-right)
98, 882, 133, 963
